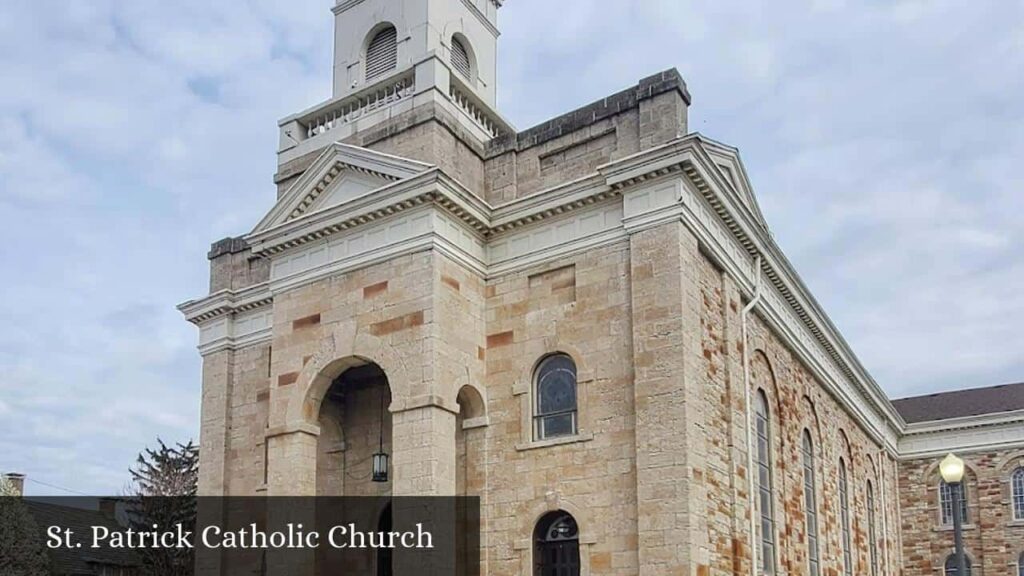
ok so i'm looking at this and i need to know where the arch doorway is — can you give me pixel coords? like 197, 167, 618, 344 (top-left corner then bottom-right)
316, 362, 392, 496
534, 511, 580, 576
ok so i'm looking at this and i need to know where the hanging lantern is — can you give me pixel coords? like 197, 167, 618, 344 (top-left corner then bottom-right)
372, 386, 389, 483
372, 450, 389, 483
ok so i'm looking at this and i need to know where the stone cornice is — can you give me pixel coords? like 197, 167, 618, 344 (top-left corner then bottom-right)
904, 410, 1024, 435
898, 410, 1024, 459
177, 283, 272, 325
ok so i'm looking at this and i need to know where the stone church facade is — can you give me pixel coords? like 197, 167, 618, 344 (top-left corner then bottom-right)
178, 1, 1024, 574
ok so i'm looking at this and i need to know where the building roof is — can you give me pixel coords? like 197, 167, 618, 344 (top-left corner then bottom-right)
23, 500, 139, 575
892, 382, 1024, 424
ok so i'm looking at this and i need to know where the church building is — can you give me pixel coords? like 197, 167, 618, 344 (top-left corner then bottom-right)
179, 1, 1024, 574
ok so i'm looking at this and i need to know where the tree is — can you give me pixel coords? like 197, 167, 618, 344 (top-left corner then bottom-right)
127, 439, 198, 576
0, 477, 50, 576
130, 439, 199, 497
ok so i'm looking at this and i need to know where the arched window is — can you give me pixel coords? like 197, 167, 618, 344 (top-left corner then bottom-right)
754, 390, 776, 574
534, 511, 580, 576
451, 36, 472, 79
365, 25, 398, 82
944, 553, 972, 576
534, 354, 578, 439
1013, 467, 1024, 520
867, 480, 879, 576
839, 458, 852, 576
940, 479, 970, 526
801, 430, 820, 576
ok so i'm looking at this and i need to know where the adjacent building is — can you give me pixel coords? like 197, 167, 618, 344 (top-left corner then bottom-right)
177, 1, 1024, 574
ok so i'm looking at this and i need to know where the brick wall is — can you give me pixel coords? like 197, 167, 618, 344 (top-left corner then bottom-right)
900, 451, 1024, 575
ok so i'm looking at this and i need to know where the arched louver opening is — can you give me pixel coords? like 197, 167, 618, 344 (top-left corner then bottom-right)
366, 26, 398, 82
451, 36, 471, 79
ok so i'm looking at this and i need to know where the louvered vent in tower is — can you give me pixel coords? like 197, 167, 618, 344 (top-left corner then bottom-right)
365, 26, 398, 82
451, 37, 471, 79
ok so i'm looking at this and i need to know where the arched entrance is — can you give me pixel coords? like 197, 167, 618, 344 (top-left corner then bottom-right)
534, 511, 580, 576
316, 362, 392, 496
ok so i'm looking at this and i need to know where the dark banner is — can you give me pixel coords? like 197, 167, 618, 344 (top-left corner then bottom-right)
1, 496, 480, 576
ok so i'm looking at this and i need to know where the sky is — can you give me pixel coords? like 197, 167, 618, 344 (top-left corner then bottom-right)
0, 0, 1022, 495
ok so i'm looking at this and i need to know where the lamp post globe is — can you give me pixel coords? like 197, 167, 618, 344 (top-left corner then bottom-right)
939, 453, 968, 576
940, 452, 965, 484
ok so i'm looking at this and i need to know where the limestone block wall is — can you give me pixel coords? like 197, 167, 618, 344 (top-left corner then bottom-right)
696, 247, 902, 576
481, 241, 638, 575
899, 451, 1024, 575
484, 71, 690, 205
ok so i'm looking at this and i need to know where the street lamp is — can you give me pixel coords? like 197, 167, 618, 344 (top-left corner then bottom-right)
939, 453, 967, 576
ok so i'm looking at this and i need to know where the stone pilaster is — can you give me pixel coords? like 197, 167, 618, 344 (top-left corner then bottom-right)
197, 350, 233, 497
628, 220, 710, 575
391, 403, 458, 496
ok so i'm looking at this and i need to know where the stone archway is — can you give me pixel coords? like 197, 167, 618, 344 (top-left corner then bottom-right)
316, 362, 393, 497
266, 322, 459, 497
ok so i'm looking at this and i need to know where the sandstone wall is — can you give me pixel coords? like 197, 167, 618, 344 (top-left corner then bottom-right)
900, 450, 1024, 575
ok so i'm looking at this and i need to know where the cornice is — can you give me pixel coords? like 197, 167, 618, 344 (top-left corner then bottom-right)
248, 168, 629, 258
898, 410, 1024, 460
904, 410, 1024, 436
177, 283, 272, 325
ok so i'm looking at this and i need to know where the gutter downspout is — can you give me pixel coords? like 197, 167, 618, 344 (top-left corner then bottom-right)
879, 449, 890, 575
741, 255, 763, 576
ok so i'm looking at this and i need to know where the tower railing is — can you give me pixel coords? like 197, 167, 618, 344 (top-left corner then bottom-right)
301, 71, 416, 139
448, 75, 506, 139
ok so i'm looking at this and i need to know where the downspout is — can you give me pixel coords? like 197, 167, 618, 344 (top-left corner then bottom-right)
878, 449, 890, 575
741, 254, 763, 576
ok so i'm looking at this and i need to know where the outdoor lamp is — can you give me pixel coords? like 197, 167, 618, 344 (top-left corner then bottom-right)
940, 452, 965, 484
372, 387, 389, 483
372, 450, 389, 483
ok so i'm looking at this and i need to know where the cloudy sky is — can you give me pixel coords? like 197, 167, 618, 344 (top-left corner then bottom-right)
1, 0, 1022, 495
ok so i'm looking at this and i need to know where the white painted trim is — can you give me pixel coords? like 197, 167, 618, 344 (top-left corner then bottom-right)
899, 410, 1024, 459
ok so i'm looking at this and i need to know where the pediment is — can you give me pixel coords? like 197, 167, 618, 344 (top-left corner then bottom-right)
252, 143, 432, 234
702, 142, 770, 233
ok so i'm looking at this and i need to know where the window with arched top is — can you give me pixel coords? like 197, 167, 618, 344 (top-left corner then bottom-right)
534, 511, 580, 576
534, 354, 578, 440
867, 480, 879, 576
365, 25, 398, 82
940, 479, 970, 526
1013, 467, 1024, 520
451, 36, 472, 79
801, 430, 820, 576
944, 553, 972, 576
839, 458, 852, 576
753, 390, 776, 574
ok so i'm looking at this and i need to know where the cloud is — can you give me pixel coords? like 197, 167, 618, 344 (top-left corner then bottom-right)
0, 0, 1022, 493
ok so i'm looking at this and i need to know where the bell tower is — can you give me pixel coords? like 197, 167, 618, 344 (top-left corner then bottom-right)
278, 0, 506, 168
331, 0, 501, 107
